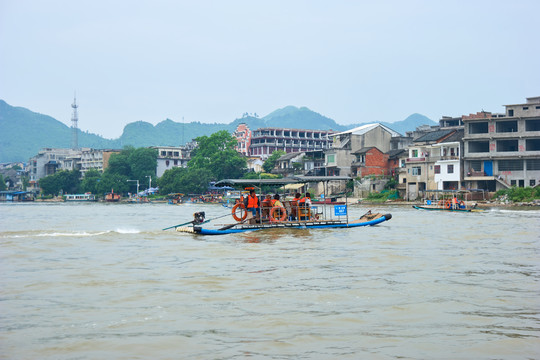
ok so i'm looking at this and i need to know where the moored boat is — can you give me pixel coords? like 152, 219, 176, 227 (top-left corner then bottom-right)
64, 193, 97, 202
105, 189, 121, 202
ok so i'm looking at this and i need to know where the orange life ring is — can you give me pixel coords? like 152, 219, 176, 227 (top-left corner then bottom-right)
459, 200, 465, 208
437, 200, 444, 207
270, 206, 287, 222
232, 203, 247, 222
445, 200, 452, 209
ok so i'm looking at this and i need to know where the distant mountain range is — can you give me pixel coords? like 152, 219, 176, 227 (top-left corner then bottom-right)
0, 100, 436, 163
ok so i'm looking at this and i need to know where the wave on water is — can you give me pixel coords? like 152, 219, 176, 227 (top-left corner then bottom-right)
1, 229, 141, 239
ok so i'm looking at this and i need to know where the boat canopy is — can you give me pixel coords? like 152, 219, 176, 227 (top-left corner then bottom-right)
214, 176, 352, 188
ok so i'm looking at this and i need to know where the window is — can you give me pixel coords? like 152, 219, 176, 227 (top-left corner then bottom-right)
469, 141, 490, 153
412, 167, 421, 175
496, 140, 518, 152
526, 139, 540, 151
496, 120, 518, 133
511, 180, 517, 186
412, 149, 419, 157
531, 180, 536, 186
469, 122, 488, 134
326, 154, 335, 164
434, 165, 440, 174
498, 160, 523, 171
447, 164, 454, 173
523, 107, 529, 110
402, 178, 407, 183
526, 159, 540, 170
508, 109, 514, 116
526, 119, 540, 131
470, 160, 482, 171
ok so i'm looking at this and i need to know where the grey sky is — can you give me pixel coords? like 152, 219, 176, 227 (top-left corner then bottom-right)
1, 0, 538, 139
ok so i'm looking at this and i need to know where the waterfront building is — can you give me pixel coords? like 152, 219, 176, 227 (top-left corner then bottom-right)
325, 123, 402, 177
233, 123, 252, 156
402, 129, 463, 200
80, 149, 120, 176
463, 96, 540, 191
248, 127, 334, 160
29, 148, 82, 183
151, 142, 196, 177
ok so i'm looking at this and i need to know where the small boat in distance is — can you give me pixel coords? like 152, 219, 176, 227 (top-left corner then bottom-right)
64, 193, 97, 202
412, 190, 481, 212
105, 189, 121, 202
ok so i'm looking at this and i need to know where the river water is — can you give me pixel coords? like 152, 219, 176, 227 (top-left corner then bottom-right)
0, 202, 539, 359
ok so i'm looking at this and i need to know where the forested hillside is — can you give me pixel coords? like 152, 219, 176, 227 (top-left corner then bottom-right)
0, 100, 436, 163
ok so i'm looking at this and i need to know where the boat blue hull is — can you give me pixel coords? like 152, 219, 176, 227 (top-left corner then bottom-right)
193, 214, 392, 235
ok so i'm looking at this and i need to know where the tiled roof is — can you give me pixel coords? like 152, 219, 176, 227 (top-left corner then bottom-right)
414, 129, 454, 143
331, 123, 402, 137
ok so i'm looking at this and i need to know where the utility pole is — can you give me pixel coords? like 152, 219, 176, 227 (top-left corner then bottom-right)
71, 93, 79, 150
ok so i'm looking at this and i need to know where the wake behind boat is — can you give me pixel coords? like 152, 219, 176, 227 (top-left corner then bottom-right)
165, 176, 392, 235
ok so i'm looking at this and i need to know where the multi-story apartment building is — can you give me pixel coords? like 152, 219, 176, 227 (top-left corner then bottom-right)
248, 127, 334, 159
152, 142, 196, 177
29, 148, 83, 183
80, 149, 120, 176
463, 97, 540, 191
233, 123, 251, 156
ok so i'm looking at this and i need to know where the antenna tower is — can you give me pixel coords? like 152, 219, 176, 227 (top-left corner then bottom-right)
71, 94, 79, 150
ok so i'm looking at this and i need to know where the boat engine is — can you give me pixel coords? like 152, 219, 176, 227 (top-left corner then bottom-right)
193, 211, 205, 225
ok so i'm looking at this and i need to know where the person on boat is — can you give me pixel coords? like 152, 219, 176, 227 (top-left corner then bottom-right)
290, 193, 302, 220
298, 192, 312, 220
452, 195, 458, 209
261, 194, 273, 220
299, 192, 312, 207
271, 194, 283, 207
244, 190, 260, 217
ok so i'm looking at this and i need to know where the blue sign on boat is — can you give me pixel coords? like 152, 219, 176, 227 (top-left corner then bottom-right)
334, 205, 347, 216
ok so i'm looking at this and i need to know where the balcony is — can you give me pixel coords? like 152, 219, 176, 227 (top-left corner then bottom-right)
406, 157, 426, 162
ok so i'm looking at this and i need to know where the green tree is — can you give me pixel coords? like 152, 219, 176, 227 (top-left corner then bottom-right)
128, 147, 157, 185
107, 151, 132, 177
189, 130, 247, 179
96, 172, 129, 195
158, 167, 213, 195
105, 147, 157, 188
157, 167, 186, 195
80, 169, 102, 194
262, 150, 286, 173
0, 174, 6, 191
39, 170, 81, 196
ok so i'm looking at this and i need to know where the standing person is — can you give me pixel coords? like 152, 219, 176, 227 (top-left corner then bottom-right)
244, 190, 260, 218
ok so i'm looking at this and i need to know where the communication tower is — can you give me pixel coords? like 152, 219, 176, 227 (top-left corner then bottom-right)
71, 94, 79, 150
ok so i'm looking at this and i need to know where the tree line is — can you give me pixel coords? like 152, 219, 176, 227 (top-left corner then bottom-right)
38, 131, 258, 197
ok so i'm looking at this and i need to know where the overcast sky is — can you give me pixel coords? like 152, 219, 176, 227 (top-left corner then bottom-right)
1, 0, 538, 139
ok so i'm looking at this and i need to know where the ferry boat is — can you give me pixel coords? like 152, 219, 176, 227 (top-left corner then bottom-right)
166, 176, 392, 235
412, 190, 481, 212
64, 193, 97, 202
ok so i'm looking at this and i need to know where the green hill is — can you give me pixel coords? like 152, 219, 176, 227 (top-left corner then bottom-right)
0, 100, 436, 163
